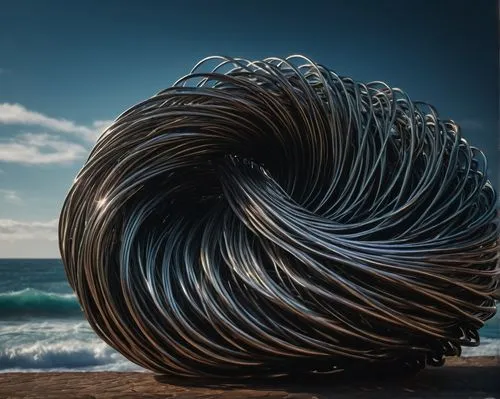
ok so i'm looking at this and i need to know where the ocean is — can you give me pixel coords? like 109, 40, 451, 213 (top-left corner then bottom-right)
0, 259, 498, 373
0, 259, 143, 373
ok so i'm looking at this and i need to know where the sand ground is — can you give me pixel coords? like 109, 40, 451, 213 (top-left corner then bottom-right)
0, 356, 498, 399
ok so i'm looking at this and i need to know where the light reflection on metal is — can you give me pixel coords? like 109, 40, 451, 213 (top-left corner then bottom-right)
59, 55, 499, 378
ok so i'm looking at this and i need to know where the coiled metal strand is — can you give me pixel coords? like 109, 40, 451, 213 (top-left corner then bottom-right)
59, 55, 499, 378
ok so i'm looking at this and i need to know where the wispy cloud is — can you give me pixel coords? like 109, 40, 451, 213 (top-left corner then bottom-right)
0, 103, 113, 142
91, 120, 114, 140
0, 189, 21, 203
0, 218, 58, 241
0, 133, 87, 165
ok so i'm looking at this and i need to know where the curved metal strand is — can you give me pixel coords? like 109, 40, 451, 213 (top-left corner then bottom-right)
58, 55, 499, 378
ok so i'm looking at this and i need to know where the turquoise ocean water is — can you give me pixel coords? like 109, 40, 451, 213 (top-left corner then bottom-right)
0, 259, 498, 372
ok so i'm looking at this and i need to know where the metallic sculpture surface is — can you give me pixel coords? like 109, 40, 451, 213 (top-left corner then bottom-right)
59, 56, 499, 377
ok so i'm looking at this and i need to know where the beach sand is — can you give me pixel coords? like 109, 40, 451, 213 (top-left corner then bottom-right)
0, 356, 498, 399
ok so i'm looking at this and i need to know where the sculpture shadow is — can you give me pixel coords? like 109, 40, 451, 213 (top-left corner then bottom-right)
153, 363, 500, 398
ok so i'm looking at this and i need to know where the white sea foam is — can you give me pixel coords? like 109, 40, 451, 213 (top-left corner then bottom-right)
0, 339, 144, 372
0, 320, 143, 372
0, 288, 75, 298
0, 320, 88, 334
461, 338, 500, 357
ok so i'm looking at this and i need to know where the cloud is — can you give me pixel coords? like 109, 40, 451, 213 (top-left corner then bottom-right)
92, 120, 114, 135
0, 189, 21, 203
0, 218, 58, 241
87, 119, 114, 142
0, 133, 87, 164
0, 103, 113, 142
0, 103, 114, 166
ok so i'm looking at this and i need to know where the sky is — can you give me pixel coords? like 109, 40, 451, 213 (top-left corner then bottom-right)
0, 0, 498, 258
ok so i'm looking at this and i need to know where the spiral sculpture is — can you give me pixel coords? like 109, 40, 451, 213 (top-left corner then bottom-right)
59, 55, 499, 378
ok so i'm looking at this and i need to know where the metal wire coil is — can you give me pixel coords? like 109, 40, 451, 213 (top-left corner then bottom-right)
59, 55, 500, 378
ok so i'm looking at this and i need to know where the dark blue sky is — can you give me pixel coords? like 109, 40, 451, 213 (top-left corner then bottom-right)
0, 0, 498, 256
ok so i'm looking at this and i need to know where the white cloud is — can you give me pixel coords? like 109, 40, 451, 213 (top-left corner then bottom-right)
0, 189, 21, 203
0, 103, 114, 167
91, 120, 113, 138
0, 133, 88, 165
0, 103, 113, 142
0, 218, 58, 241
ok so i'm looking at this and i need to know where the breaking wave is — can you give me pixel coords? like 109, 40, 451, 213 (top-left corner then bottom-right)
0, 288, 82, 319
0, 339, 143, 372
